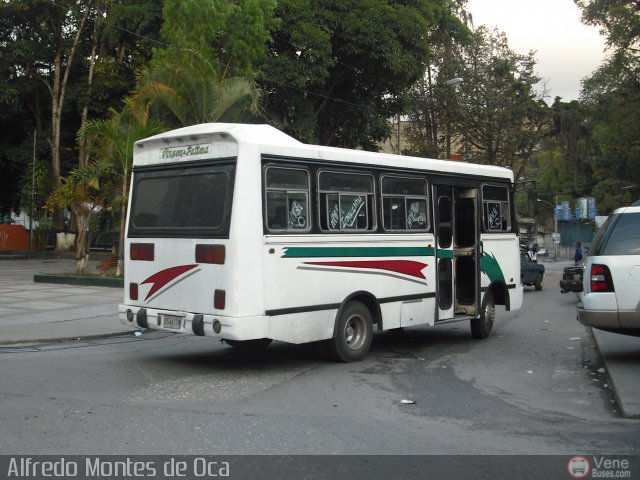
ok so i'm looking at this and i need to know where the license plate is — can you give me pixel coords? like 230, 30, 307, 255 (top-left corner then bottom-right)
161, 314, 183, 330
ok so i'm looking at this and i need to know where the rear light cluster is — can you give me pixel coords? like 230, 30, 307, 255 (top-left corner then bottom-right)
591, 264, 614, 292
128, 243, 227, 309
196, 244, 225, 264
130, 243, 154, 261
214, 289, 225, 310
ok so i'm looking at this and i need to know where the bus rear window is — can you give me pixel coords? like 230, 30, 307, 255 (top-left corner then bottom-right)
129, 163, 235, 238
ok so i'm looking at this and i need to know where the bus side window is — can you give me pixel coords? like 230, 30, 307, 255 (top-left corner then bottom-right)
381, 176, 428, 232
482, 185, 511, 232
265, 167, 310, 233
318, 171, 376, 232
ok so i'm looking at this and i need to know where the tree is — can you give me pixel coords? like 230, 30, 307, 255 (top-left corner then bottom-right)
159, 0, 276, 80
135, 53, 261, 128
451, 27, 549, 177
260, 0, 464, 150
404, 0, 473, 158
581, 72, 640, 210
0, 0, 88, 225
576, 0, 640, 210
576, 0, 640, 72
0, 0, 162, 232
78, 98, 165, 275
134, 0, 275, 128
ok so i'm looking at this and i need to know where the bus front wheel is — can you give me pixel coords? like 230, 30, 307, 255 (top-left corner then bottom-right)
471, 291, 495, 339
325, 301, 373, 362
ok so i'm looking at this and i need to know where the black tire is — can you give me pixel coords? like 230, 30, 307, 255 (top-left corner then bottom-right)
471, 291, 495, 339
324, 301, 373, 362
534, 274, 543, 291
224, 338, 273, 349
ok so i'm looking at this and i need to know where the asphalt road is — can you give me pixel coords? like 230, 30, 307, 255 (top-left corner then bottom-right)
0, 266, 638, 460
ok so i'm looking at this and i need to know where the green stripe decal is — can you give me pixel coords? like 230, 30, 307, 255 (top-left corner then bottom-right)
480, 252, 505, 283
282, 246, 506, 282
282, 246, 434, 258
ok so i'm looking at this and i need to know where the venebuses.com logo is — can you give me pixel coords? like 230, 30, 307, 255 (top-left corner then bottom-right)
568, 457, 590, 478
568, 456, 632, 479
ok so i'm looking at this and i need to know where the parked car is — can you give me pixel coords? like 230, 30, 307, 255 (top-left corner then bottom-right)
521, 251, 544, 290
537, 246, 549, 256
560, 264, 584, 293
577, 205, 640, 336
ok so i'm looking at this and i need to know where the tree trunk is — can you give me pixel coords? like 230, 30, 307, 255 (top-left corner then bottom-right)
115, 173, 129, 277
49, 2, 93, 233
79, 3, 103, 168
73, 206, 90, 275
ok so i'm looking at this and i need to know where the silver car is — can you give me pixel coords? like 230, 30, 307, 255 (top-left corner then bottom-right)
577, 205, 640, 336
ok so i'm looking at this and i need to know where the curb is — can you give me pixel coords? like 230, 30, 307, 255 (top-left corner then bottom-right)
0, 330, 138, 348
590, 327, 640, 419
33, 274, 123, 288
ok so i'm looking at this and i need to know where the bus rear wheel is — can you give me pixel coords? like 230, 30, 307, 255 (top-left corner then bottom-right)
471, 291, 495, 339
324, 301, 373, 362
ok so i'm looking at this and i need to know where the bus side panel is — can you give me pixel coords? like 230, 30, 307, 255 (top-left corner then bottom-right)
262, 236, 436, 344
481, 233, 523, 311
268, 311, 334, 344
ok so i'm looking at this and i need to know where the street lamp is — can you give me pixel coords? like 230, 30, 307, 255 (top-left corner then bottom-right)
443, 78, 463, 159
537, 197, 558, 261
444, 77, 463, 86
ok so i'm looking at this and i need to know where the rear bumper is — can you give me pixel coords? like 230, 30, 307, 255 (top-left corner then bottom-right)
118, 304, 269, 341
577, 303, 619, 329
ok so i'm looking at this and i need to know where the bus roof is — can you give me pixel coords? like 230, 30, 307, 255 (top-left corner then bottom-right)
135, 123, 514, 181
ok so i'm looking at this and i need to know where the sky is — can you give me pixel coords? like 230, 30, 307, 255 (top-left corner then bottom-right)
465, 0, 608, 102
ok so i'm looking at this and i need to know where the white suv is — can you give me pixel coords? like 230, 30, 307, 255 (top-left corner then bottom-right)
577, 205, 640, 336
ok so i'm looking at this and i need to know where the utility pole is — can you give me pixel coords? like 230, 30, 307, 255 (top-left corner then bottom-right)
29, 131, 36, 259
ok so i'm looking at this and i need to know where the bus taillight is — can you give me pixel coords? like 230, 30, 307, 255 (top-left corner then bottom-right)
214, 289, 226, 310
196, 244, 225, 264
130, 283, 139, 300
130, 243, 155, 261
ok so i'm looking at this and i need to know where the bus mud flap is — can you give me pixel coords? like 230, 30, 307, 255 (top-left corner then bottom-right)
192, 314, 205, 336
136, 308, 148, 329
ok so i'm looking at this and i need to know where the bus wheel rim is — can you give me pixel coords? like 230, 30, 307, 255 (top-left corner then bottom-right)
484, 301, 495, 326
345, 314, 365, 350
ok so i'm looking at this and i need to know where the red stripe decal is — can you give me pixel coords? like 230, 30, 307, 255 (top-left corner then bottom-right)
304, 260, 428, 279
141, 264, 198, 301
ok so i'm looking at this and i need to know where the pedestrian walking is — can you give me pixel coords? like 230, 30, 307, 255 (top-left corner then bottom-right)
574, 242, 583, 265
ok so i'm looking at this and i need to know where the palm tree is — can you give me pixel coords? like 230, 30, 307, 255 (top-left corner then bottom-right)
134, 51, 261, 127
79, 97, 165, 276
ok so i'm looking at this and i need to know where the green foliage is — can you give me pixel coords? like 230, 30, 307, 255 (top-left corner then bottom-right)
584, 80, 640, 211
80, 98, 166, 190
576, 0, 640, 211
261, 0, 458, 149
0, 0, 161, 216
158, 0, 276, 78
19, 156, 54, 220
576, 0, 640, 71
453, 27, 549, 174
136, 53, 261, 127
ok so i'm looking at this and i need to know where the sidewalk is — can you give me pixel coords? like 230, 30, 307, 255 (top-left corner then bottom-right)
0, 255, 638, 418
0, 255, 135, 346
